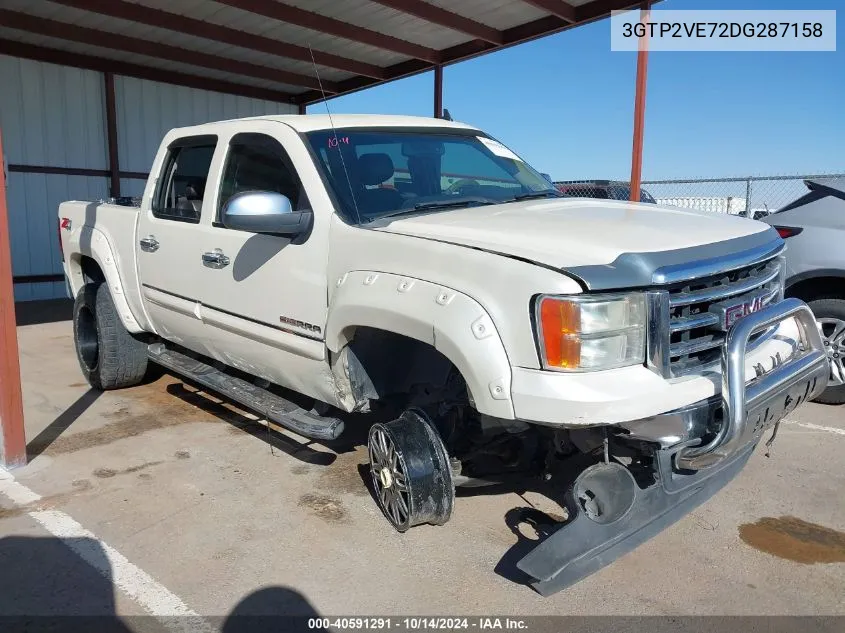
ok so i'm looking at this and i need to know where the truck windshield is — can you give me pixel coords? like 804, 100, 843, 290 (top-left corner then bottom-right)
306, 128, 558, 223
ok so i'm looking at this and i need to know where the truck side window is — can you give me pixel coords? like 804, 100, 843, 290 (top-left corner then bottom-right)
218, 133, 308, 220
152, 136, 217, 223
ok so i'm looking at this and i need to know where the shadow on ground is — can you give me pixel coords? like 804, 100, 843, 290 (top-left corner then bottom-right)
0, 536, 127, 619
15, 299, 73, 326
0, 535, 326, 631
13, 367, 575, 597
163, 376, 377, 465
27, 389, 102, 460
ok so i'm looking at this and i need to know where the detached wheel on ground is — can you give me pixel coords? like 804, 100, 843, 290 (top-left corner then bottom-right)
809, 298, 845, 405
73, 283, 148, 390
368, 409, 454, 532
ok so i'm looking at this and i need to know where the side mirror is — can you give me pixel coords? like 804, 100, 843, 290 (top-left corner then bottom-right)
221, 191, 312, 236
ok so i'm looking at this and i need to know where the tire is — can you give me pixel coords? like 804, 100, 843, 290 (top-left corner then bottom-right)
73, 283, 148, 390
808, 298, 845, 405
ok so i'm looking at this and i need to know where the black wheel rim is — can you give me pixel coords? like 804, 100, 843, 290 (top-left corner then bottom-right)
369, 425, 412, 530
367, 410, 454, 531
76, 305, 99, 371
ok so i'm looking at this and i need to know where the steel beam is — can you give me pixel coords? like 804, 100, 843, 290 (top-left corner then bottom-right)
520, 0, 577, 22
0, 129, 27, 469
50, 0, 386, 80
0, 40, 296, 105
0, 9, 334, 92
217, 0, 440, 63
433, 65, 443, 118
104, 72, 120, 198
629, 1, 651, 203
370, 0, 503, 44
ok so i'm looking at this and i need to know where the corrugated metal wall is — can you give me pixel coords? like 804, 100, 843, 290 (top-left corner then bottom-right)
0, 56, 296, 300
0, 56, 108, 301
6, 174, 109, 300
0, 58, 107, 170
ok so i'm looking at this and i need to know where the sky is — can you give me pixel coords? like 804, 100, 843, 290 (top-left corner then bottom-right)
309, 0, 845, 182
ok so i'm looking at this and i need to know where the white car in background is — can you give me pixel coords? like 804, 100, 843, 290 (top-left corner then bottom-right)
763, 177, 845, 404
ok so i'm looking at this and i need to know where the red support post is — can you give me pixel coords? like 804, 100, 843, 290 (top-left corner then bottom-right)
0, 128, 27, 469
629, 0, 651, 203
433, 64, 443, 119
104, 72, 121, 198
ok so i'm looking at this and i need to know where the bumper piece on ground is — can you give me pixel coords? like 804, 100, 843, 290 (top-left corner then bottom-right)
516, 442, 754, 596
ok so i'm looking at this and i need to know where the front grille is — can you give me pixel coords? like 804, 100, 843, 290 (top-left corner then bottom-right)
665, 257, 783, 375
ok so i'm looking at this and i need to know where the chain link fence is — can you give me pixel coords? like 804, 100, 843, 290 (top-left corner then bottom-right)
641, 173, 845, 220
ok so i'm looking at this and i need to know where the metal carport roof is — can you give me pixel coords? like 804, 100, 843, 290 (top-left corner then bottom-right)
0, 0, 643, 107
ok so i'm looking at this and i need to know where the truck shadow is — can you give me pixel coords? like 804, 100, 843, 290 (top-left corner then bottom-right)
161, 374, 383, 466
351, 460, 571, 589
154, 371, 582, 590
14, 298, 74, 326
163, 381, 339, 466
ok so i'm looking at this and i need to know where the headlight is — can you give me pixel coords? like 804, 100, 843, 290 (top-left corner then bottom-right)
535, 293, 646, 371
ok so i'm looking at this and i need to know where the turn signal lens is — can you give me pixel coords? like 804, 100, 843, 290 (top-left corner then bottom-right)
539, 298, 581, 367
536, 294, 646, 371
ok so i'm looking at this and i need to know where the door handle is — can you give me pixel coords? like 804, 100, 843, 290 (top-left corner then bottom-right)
202, 249, 230, 269
139, 235, 159, 252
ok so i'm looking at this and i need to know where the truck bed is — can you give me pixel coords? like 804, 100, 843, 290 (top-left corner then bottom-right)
58, 200, 146, 332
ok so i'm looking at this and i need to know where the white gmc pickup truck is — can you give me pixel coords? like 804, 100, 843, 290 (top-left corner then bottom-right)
59, 114, 828, 595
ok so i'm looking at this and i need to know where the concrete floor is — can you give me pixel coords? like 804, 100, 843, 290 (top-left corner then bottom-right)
2, 319, 844, 624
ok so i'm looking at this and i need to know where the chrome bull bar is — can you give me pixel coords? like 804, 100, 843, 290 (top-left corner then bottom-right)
675, 298, 828, 471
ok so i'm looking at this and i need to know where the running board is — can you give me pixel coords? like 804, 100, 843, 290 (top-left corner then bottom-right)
148, 345, 344, 441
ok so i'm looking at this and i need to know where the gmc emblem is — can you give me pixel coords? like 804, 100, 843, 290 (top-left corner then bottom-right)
711, 294, 766, 331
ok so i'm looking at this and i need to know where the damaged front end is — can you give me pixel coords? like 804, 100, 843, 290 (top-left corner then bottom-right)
517, 298, 828, 595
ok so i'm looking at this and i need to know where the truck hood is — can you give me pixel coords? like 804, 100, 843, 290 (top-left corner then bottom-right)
372, 198, 772, 272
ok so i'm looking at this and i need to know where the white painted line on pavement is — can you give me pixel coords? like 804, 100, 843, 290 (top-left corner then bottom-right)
0, 469, 41, 504
0, 468, 213, 633
784, 419, 845, 436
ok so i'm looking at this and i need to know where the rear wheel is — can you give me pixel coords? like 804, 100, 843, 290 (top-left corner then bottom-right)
73, 283, 148, 390
808, 298, 845, 405
368, 409, 454, 531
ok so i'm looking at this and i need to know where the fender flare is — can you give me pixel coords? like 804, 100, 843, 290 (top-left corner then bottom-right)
325, 271, 515, 419
67, 227, 144, 333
